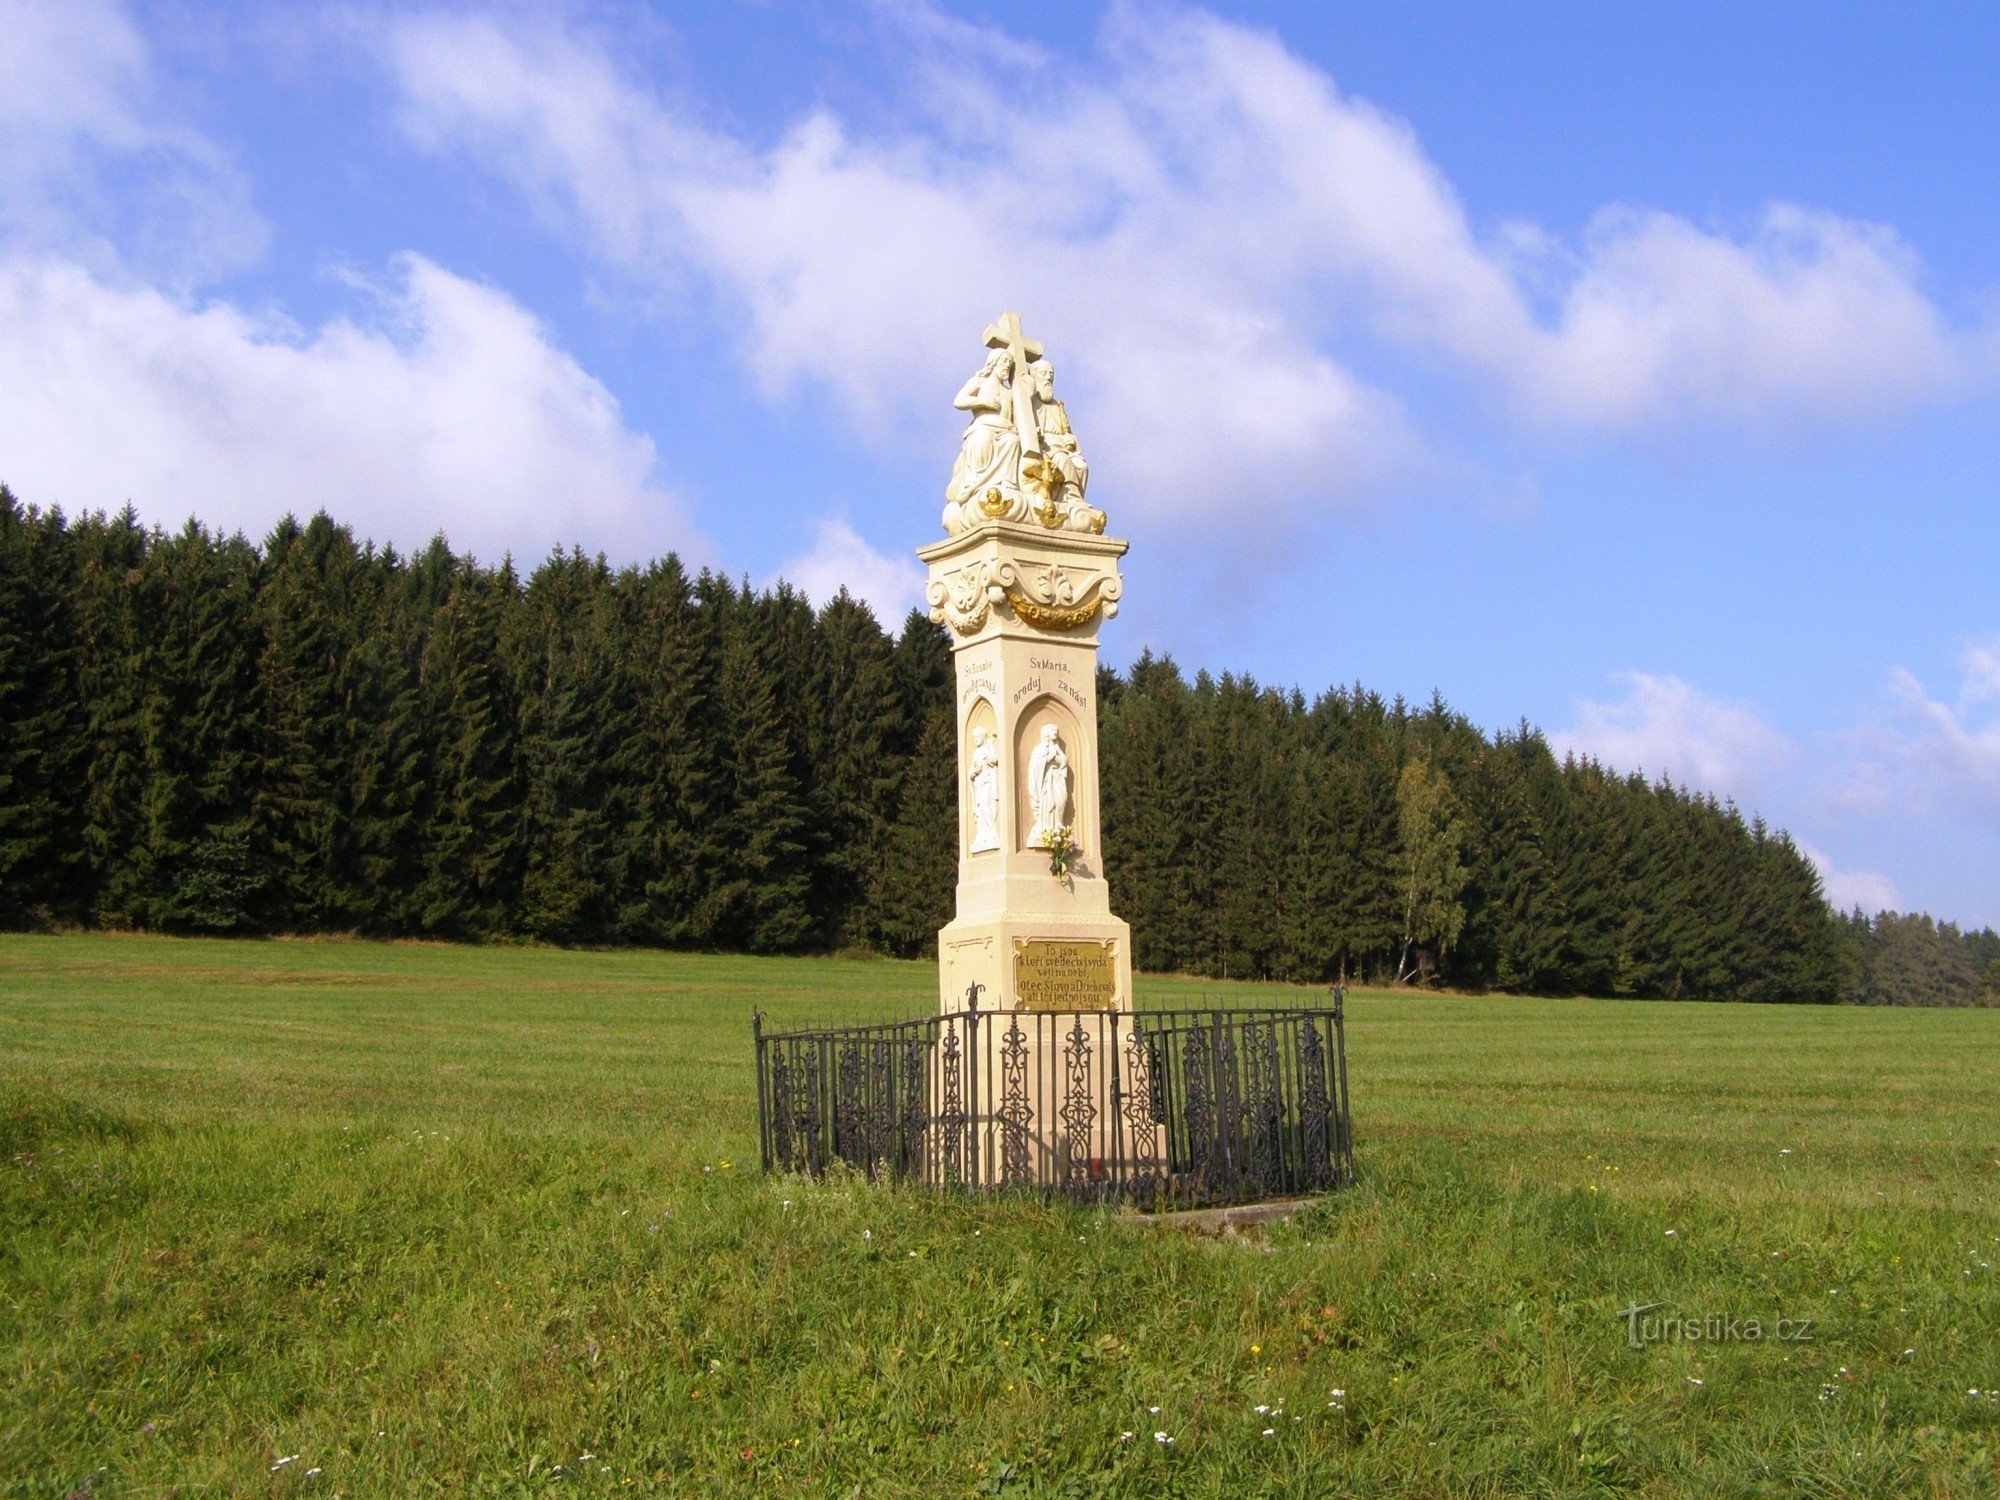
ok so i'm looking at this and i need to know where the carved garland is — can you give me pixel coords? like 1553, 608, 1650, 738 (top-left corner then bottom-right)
928, 558, 1125, 636
1005, 592, 1102, 630
1007, 562, 1122, 633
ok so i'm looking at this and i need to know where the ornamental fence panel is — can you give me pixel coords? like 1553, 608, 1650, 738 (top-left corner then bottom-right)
754, 995, 1354, 1210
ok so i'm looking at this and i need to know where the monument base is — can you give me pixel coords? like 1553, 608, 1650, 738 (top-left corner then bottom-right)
937, 911, 1135, 1015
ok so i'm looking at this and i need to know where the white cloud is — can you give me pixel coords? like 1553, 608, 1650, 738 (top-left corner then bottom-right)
0, 253, 702, 566
1513, 205, 1971, 429
1865, 645, 2000, 824
370, 5, 1413, 533
1554, 664, 1999, 923
1796, 840, 1902, 915
1961, 641, 2000, 706
770, 518, 926, 628
0, 0, 267, 282
1553, 671, 1794, 804
364, 2, 1988, 543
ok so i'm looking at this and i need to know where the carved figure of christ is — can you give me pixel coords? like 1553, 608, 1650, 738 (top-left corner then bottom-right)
982, 311, 1044, 459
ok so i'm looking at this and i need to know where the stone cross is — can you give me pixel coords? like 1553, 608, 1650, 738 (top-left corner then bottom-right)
982, 310, 1044, 458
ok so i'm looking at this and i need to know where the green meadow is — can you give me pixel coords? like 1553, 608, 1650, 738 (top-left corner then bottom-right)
2, 934, 1997, 1497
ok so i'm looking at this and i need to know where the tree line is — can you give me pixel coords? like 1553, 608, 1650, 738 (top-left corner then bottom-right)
2, 490, 1991, 1003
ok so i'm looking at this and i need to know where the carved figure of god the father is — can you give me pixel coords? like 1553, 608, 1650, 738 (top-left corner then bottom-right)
1031, 360, 1104, 534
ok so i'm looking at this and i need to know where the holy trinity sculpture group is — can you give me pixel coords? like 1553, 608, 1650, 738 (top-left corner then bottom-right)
942, 312, 1107, 537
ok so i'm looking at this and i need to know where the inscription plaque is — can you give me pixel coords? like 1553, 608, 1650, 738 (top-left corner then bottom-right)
1013, 939, 1118, 1012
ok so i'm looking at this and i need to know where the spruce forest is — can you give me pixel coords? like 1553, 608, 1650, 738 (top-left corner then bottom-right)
3, 491, 1993, 1004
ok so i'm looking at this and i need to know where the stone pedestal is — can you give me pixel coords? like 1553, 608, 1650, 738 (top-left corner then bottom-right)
919, 520, 1132, 1015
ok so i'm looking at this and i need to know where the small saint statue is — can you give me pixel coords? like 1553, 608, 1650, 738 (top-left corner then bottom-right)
1026, 724, 1071, 848
967, 727, 1001, 852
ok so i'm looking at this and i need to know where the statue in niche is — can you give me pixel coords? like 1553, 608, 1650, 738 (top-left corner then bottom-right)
1026, 724, 1071, 848
942, 312, 1106, 535
967, 726, 1001, 853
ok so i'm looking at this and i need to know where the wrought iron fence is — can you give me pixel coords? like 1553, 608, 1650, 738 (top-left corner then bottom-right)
754, 993, 1354, 1209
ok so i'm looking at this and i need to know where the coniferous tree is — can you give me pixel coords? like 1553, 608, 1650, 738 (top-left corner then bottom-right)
1277, 740, 1351, 982
618, 556, 724, 945
871, 707, 956, 957
0, 491, 86, 925
71, 507, 154, 922
804, 591, 907, 949
514, 551, 620, 943
343, 547, 426, 932
1100, 651, 1197, 974
704, 575, 813, 951
1553, 758, 1627, 996
146, 522, 264, 931
412, 552, 521, 937
1461, 728, 1569, 993
250, 515, 365, 929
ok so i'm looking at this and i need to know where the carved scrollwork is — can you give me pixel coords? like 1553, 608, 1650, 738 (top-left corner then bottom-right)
927, 559, 1002, 634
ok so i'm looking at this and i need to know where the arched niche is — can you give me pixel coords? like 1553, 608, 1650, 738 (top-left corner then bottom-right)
1013, 695, 1084, 854
962, 697, 1001, 855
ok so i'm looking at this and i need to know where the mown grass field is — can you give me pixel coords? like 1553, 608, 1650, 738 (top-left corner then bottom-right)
2, 934, 1997, 1497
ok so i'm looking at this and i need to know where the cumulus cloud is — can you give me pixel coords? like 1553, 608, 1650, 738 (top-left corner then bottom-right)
1796, 840, 1902, 915
1553, 671, 1795, 804
1556, 659, 2000, 923
770, 518, 927, 628
0, 253, 702, 566
370, 4, 1412, 531
364, 2, 1988, 539
1861, 644, 2000, 825
0, 0, 267, 281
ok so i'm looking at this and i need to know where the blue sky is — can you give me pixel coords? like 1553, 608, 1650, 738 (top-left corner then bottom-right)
4, 0, 1996, 926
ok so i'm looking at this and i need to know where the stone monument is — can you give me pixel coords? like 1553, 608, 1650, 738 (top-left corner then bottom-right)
920, 312, 1132, 1015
